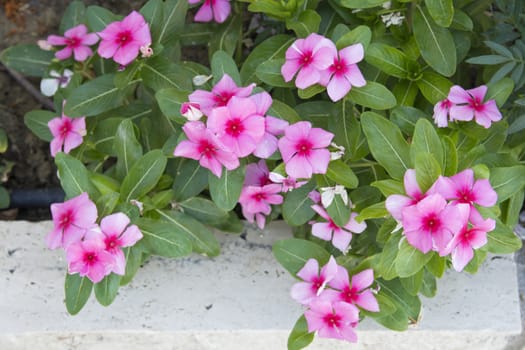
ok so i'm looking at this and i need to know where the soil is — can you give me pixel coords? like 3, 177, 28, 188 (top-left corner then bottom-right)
0, 0, 146, 220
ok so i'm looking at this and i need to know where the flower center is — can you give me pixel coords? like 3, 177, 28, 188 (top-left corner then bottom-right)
66, 37, 80, 48
83, 252, 98, 265
105, 236, 119, 252
59, 212, 72, 228
301, 52, 313, 66
60, 120, 72, 137
295, 139, 313, 156
331, 58, 347, 75
197, 140, 216, 158
342, 286, 358, 304
215, 93, 233, 106
457, 189, 473, 203
423, 213, 441, 233
470, 97, 484, 112
323, 313, 341, 328
252, 191, 267, 202
225, 118, 245, 137
117, 30, 132, 45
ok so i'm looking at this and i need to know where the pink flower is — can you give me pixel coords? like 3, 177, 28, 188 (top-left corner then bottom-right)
239, 184, 283, 229
207, 96, 265, 157
189, 0, 231, 23
254, 115, 289, 159
66, 235, 115, 283
325, 268, 379, 312
46, 193, 98, 250
401, 195, 469, 254
432, 98, 452, 128
269, 172, 307, 192
97, 11, 151, 66
290, 256, 338, 305
311, 204, 366, 253
441, 215, 495, 272
281, 33, 337, 89
319, 44, 366, 102
85, 213, 143, 275
278, 121, 334, 179
448, 85, 502, 128
385, 169, 428, 222
48, 111, 86, 157
189, 74, 255, 115
47, 24, 98, 61
304, 300, 359, 342
174, 121, 239, 178
180, 102, 203, 121
244, 160, 271, 187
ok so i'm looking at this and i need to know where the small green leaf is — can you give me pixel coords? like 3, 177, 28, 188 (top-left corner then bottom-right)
268, 99, 301, 123
410, 118, 444, 168
490, 165, 525, 203
450, 9, 473, 31
366, 43, 410, 78
155, 88, 189, 122
326, 195, 351, 227
346, 82, 396, 110
179, 197, 229, 225
24, 110, 55, 142
335, 25, 372, 50
142, 56, 193, 92
425, 253, 446, 278
286, 10, 321, 38
355, 202, 389, 221
114, 119, 143, 180
120, 150, 167, 202
338, 0, 388, 9
400, 269, 424, 296
211, 50, 241, 85
86, 6, 119, 32
157, 0, 188, 45
55, 153, 99, 199
377, 233, 402, 280
0, 187, 10, 209
371, 179, 404, 197
65, 274, 93, 315
486, 77, 514, 107
442, 136, 458, 176
394, 239, 433, 278
120, 246, 145, 286
377, 278, 421, 323
425, 0, 454, 27
171, 160, 209, 201
326, 160, 358, 188
273, 239, 330, 276
485, 219, 523, 254
416, 71, 453, 104
94, 273, 121, 307
136, 218, 193, 258
256, 59, 294, 88
59, 1, 86, 33
420, 268, 437, 297
282, 181, 316, 226
208, 166, 245, 211
287, 315, 314, 350
0, 44, 53, 77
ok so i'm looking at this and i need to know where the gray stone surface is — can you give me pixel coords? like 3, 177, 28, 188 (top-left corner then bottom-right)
0, 220, 522, 349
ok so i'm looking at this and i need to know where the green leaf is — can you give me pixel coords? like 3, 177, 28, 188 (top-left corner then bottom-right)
282, 181, 316, 226
94, 191, 120, 218
330, 98, 364, 160
211, 50, 241, 85
393, 80, 419, 106
65, 274, 93, 315
355, 202, 389, 221
94, 273, 121, 307
377, 233, 402, 280
209, 14, 242, 57
326, 195, 351, 227
372, 307, 409, 331
486, 77, 514, 107
400, 269, 424, 296
86, 6, 118, 32
120, 246, 145, 285
55, 153, 99, 199
0, 187, 9, 209
490, 166, 525, 203
140, 0, 164, 43
390, 106, 427, 135
59, 1, 86, 33
450, 9, 473, 31
287, 315, 314, 350
371, 179, 404, 197
377, 278, 421, 323
466, 55, 511, 65
420, 268, 437, 297
425, 0, 454, 27
338, 0, 388, 9
120, 150, 167, 202
414, 153, 441, 192
485, 219, 523, 254
361, 112, 411, 180
410, 118, 444, 167
24, 110, 55, 142
142, 56, 193, 92
156, 210, 220, 256
136, 218, 193, 258
208, 166, 245, 211
416, 71, 453, 104
114, 119, 143, 180
425, 252, 446, 278
157, 0, 188, 45
394, 239, 433, 278
413, 6, 456, 76
335, 25, 372, 50
442, 136, 458, 176
366, 43, 410, 78
273, 239, 330, 276
326, 160, 358, 188
171, 160, 209, 201
286, 10, 321, 38
155, 88, 189, 122
297, 85, 325, 99
256, 59, 294, 88
0, 44, 53, 77
269, 99, 301, 123
180, 197, 229, 225
346, 82, 396, 110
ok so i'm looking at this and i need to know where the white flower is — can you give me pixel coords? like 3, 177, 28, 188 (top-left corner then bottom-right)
381, 12, 405, 27
130, 199, 144, 215
330, 142, 345, 160
40, 69, 73, 97
320, 185, 348, 208
180, 102, 203, 121
193, 74, 213, 86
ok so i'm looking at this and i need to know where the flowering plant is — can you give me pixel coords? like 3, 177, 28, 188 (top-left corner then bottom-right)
2, 0, 525, 348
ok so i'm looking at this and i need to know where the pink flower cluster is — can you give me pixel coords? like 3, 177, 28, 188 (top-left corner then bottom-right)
281, 33, 366, 102
188, 0, 231, 23
433, 85, 502, 129
48, 106, 86, 157
385, 168, 497, 271
47, 193, 143, 283
291, 257, 379, 342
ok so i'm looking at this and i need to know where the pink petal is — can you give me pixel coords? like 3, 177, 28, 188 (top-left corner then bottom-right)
345, 64, 366, 87
286, 154, 313, 179
433, 176, 456, 200
471, 179, 497, 207
295, 64, 321, 89
405, 229, 433, 253
200, 154, 223, 177
250, 92, 273, 116
312, 46, 337, 70
468, 229, 488, 249
449, 104, 474, 122
122, 11, 147, 32
297, 258, 319, 282
111, 249, 126, 275
281, 59, 301, 82
215, 149, 240, 170
308, 127, 334, 148
385, 194, 413, 221
290, 282, 316, 305
351, 269, 374, 291
344, 213, 366, 233
55, 47, 72, 60
307, 148, 331, 174
265, 116, 289, 135
50, 137, 63, 157
466, 85, 487, 101
228, 96, 258, 122
320, 256, 338, 281
213, 0, 231, 23
71, 118, 86, 136
47, 35, 67, 46
447, 85, 470, 104
101, 212, 130, 237
404, 169, 422, 199
73, 46, 93, 62
327, 74, 351, 102
355, 289, 380, 312
253, 133, 278, 158
63, 132, 84, 153
433, 102, 449, 128
450, 169, 474, 192
194, 2, 213, 22
113, 45, 140, 66
312, 222, 333, 241
451, 242, 474, 272
64, 24, 87, 38
311, 204, 330, 221
174, 140, 200, 160
189, 90, 216, 115
339, 44, 364, 64
97, 38, 119, 59
82, 33, 99, 46
331, 229, 352, 252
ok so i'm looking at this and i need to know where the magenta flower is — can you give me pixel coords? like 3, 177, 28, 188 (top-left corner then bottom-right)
189, 74, 255, 115
48, 111, 86, 157
448, 85, 502, 128
207, 96, 265, 157
311, 204, 366, 253
47, 24, 98, 61
239, 184, 283, 229
441, 215, 495, 272
189, 0, 231, 23
66, 235, 115, 283
432, 98, 452, 128
319, 44, 366, 102
85, 213, 143, 275
290, 256, 338, 305
304, 300, 359, 342
46, 193, 98, 249
244, 160, 271, 187
174, 121, 239, 178
385, 169, 428, 222
97, 11, 151, 66
401, 195, 469, 254
278, 121, 334, 179
325, 268, 379, 312
281, 33, 337, 89
269, 172, 307, 192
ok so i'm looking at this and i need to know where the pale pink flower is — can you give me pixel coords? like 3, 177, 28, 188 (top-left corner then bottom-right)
304, 300, 359, 342
97, 11, 151, 66
85, 213, 143, 275
324, 268, 379, 312
46, 193, 98, 249
448, 85, 502, 128
290, 256, 338, 305
269, 172, 307, 192
180, 102, 203, 121
432, 98, 452, 128
207, 96, 265, 157
40, 69, 73, 97
385, 169, 427, 222
311, 204, 366, 253
189, 0, 231, 23
401, 195, 469, 254
66, 234, 114, 283
281, 33, 337, 89
47, 24, 98, 61
441, 214, 495, 272
319, 44, 366, 102
239, 184, 283, 229
278, 121, 334, 179
174, 121, 239, 178
244, 160, 271, 187
48, 111, 86, 157
189, 74, 255, 115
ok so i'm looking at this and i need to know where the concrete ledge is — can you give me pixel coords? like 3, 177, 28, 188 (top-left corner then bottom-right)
0, 221, 522, 349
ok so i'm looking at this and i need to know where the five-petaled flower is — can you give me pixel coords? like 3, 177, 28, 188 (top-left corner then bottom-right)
188, 0, 231, 23
324, 268, 379, 312
304, 299, 360, 342
448, 85, 502, 128
48, 109, 87, 157
239, 184, 283, 229
47, 24, 98, 61
290, 256, 338, 305
66, 235, 115, 283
